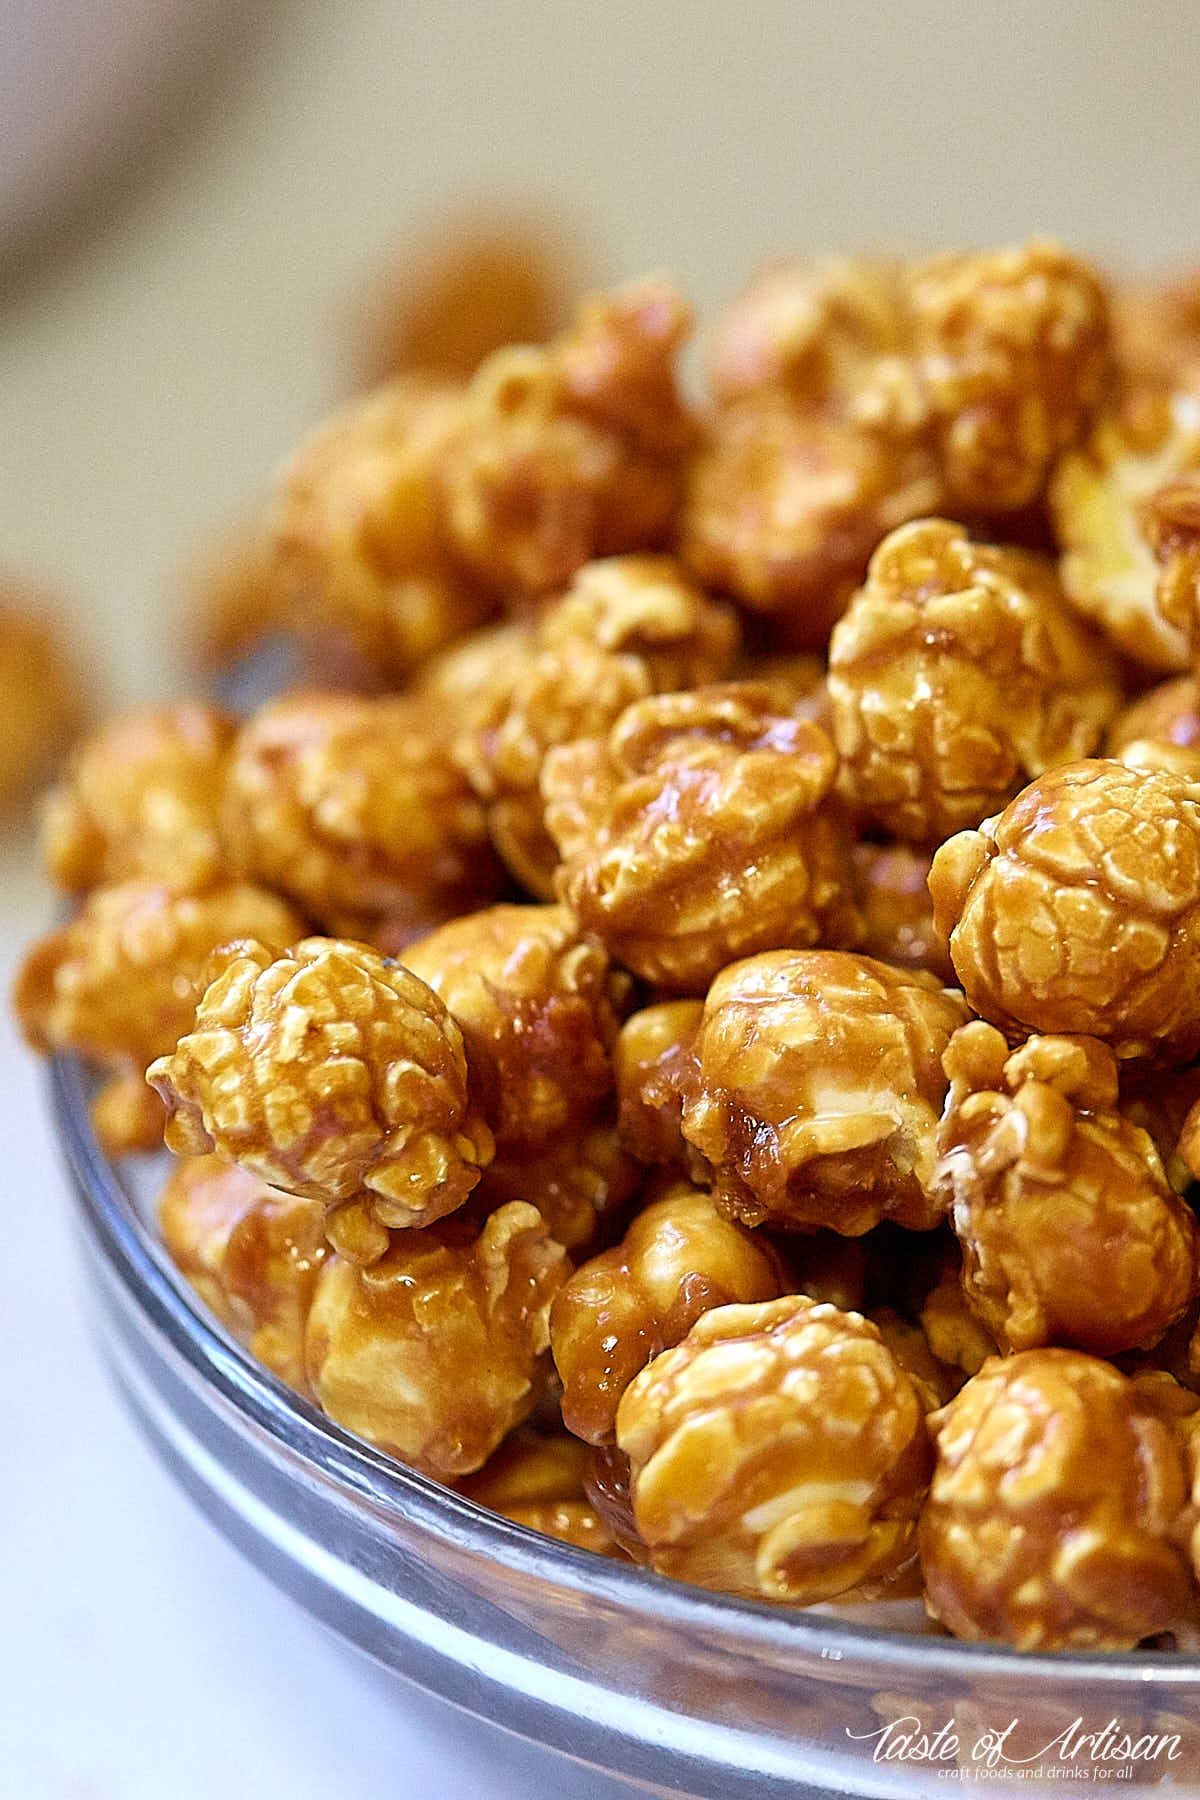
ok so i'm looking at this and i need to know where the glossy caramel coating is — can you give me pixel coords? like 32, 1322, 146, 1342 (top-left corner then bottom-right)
551, 1182, 789, 1444
930, 758, 1200, 1061
269, 376, 493, 679
438, 278, 695, 597
920, 1350, 1194, 1649
543, 684, 861, 993
159, 1153, 327, 1390
42, 703, 236, 893
227, 691, 501, 934
1146, 466, 1200, 659
851, 841, 953, 983
828, 520, 1119, 843
1107, 675, 1200, 756
1050, 390, 1200, 669
474, 1121, 639, 1256
937, 1023, 1200, 1355
305, 1202, 568, 1479
0, 589, 87, 818
616, 1295, 932, 1604
681, 950, 970, 1235
459, 1429, 619, 1555
147, 937, 494, 1252
452, 555, 739, 895
614, 1000, 705, 1172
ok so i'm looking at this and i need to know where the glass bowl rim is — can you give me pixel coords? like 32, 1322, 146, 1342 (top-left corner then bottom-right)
52, 1048, 1200, 1690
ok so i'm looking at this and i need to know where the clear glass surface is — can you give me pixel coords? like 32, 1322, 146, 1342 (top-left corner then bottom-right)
51, 1053, 1200, 1798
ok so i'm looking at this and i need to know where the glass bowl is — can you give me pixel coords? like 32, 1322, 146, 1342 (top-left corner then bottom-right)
52, 1051, 1200, 1799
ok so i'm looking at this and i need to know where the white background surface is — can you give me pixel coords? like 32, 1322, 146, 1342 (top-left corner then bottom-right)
3, 3, 1200, 1795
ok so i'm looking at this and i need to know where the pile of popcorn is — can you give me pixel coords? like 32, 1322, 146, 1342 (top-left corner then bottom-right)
21, 236, 1200, 1655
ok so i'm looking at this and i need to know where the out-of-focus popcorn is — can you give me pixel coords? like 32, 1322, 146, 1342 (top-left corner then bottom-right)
14, 880, 303, 1157
614, 999, 705, 1173
438, 278, 696, 598
146, 937, 494, 1256
42, 702, 236, 893
1113, 269, 1200, 394
305, 1201, 568, 1479
681, 950, 970, 1235
937, 1022, 1200, 1355
451, 555, 739, 895
458, 1428, 620, 1555
616, 1295, 932, 1603
543, 683, 862, 993
828, 520, 1119, 843
929, 758, 1200, 1061
158, 1152, 327, 1390
0, 584, 88, 818
918, 1244, 999, 1379
1107, 674, 1200, 755
1146, 467, 1200, 659
551, 1182, 789, 1444
920, 1350, 1195, 1649
850, 841, 954, 982
226, 691, 502, 935
1050, 389, 1200, 669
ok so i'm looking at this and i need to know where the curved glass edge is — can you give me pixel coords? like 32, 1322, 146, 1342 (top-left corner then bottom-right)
49, 1050, 1200, 1691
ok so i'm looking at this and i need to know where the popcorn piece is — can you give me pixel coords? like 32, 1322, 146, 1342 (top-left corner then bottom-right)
551, 1182, 789, 1443
828, 520, 1119, 843
918, 1245, 999, 1379
937, 1023, 1199, 1355
1146, 466, 1200, 656
0, 587, 87, 818
305, 1202, 568, 1478
920, 1350, 1195, 1649
227, 691, 501, 934
146, 938, 494, 1250
42, 703, 236, 893
544, 684, 862, 993
1113, 269, 1200, 393
868, 1308, 959, 1412
1050, 390, 1200, 669
614, 999, 704, 1171
452, 555, 739, 895
851, 841, 954, 983
681, 950, 971, 1234
929, 758, 1200, 1061
459, 1429, 620, 1555
1108, 676, 1200, 755
15, 880, 303, 1158
158, 1153, 328, 1390
616, 1296, 932, 1603
438, 278, 695, 597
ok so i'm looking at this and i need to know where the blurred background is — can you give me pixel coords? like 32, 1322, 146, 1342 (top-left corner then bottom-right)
4, 4, 1200, 1796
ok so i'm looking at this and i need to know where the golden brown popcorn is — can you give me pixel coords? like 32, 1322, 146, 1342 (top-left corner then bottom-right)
936, 1022, 1200, 1355
680, 400, 943, 647
305, 1201, 568, 1479
543, 684, 862, 993
1145, 466, 1200, 656
226, 691, 501, 935
851, 841, 953, 983
1113, 268, 1200, 394
0, 586, 88, 818
1113, 735, 1200, 783
616, 1295, 932, 1604
438, 278, 695, 598
920, 1350, 1195, 1649
42, 703, 236, 893
1108, 675, 1200, 756
452, 555, 739, 895
551, 1182, 789, 1444
471, 1120, 640, 1255
158, 1153, 328, 1390
269, 376, 494, 679
828, 520, 1119, 843
929, 758, 1200, 1061
680, 950, 971, 1235
868, 1308, 959, 1412
1050, 389, 1200, 669
613, 999, 704, 1171
902, 239, 1112, 513
918, 1245, 999, 1379
146, 937, 494, 1255
15, 880, 303, 1157
458, 1428, 619, 1556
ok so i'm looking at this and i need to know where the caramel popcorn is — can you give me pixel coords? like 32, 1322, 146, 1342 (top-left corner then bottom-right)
1108, 675, 1200, 755
552, 1183, 789, 1444
15, 880, 303, 1157
828, 520, 1119, 843
146, 938, 494, 1253
930, 758, 1200, 1060
305, 1202, 568, 1478
680, 951, 970, 1235
269, 376, 494, 678
851, 841, 953, 983
543, 683, 861, 992
0, 586, 87, 817
920, 1350, 1195, 1649
868, 1308, 959, 1412
1113, 269, 1200, 394
42, 703, 236, 893
1050, 390, 1200, 669
613, 999, 704, 1172
438, 278, 695, 597
159, 1153, 327, 1390
918, 1246, 999, 1379
226, 691, 501, 934
452, 555, 739, 894
472, 1120, 640, 1255
937, 1023, 1200, 1355
459, 1429, 619, 1555
1146, 466, 1200, 656
616, 1296, 931, 1603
